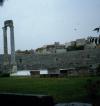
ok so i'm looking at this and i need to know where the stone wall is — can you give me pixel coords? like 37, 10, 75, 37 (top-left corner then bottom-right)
0, 48, 100, 70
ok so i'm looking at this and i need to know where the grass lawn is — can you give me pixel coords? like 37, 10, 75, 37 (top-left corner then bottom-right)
0, 76, 100, 103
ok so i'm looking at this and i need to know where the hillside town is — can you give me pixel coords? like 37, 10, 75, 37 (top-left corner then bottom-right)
16, 35, 100, 55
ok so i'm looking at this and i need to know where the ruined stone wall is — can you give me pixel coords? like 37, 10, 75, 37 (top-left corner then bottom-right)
0, 48, 100, 70
16, 48, 100, 70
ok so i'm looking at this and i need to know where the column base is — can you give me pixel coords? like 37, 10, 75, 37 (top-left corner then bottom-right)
12, 65, 17, 73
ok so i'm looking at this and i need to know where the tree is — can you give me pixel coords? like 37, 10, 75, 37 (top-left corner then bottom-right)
0, 0, 5, 6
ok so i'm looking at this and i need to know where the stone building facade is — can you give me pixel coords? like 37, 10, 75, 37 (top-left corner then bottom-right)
35, 42, 66, 54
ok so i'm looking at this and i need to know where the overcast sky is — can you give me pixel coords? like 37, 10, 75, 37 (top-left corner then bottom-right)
0, 0, 100, 53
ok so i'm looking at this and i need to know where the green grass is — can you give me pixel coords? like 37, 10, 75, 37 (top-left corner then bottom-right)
0, 76, 100, 103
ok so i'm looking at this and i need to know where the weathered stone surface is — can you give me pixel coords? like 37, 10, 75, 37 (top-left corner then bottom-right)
0, 93, 54, 106
0, 48, 100, 71
15, 48, 100, 70
55, 102, 92, 106
1, 20, 17, 74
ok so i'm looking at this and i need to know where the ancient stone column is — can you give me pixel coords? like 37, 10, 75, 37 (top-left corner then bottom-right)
3, 20, 17, 73
2, 26, 9, 65
10, 25, 16, 65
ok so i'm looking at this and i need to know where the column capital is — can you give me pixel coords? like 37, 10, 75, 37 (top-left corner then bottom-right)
10, 25, 14, 28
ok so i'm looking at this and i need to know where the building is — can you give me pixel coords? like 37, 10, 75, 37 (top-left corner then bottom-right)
76, 38, 86, 46
87, 36, 100, 45
85, 36, 100, 49
65, 42, 72, 48
35, 42, 66, 54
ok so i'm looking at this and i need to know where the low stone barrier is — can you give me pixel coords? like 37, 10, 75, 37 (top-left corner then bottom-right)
55, 102, 92, 106
0, 93, 54, 106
